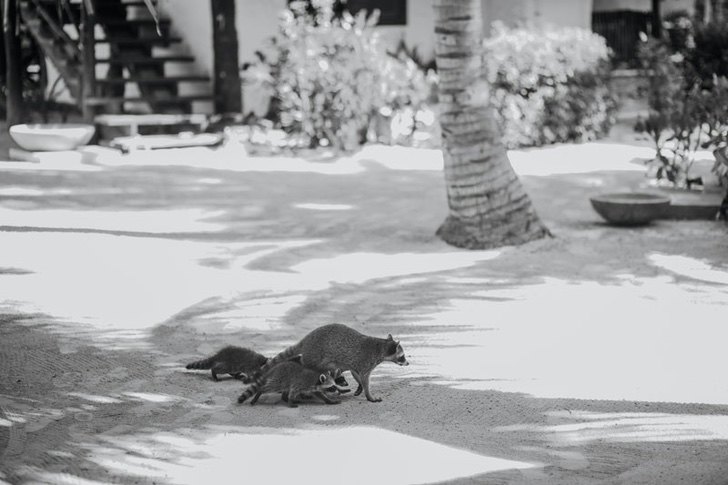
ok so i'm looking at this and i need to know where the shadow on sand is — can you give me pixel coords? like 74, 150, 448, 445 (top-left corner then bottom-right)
2, 146, 728, 483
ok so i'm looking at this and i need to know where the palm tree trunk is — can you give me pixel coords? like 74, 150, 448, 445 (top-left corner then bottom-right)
433, 0, 550, 249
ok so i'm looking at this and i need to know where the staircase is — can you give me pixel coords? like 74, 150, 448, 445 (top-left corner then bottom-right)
18, 0, 214, 135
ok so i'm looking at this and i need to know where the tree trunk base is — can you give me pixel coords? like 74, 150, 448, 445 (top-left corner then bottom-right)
436, 214, 552, 250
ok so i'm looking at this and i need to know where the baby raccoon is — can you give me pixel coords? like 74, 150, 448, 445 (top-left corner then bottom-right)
248, 324, 408, 403
286, 368, 349, 402
237, 358, 340, 408
185, 345, 268, 381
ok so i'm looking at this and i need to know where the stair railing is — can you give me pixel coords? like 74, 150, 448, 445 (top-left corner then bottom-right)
22, 0, 96, 119
80, 0, 96, 121
27, 0, 81, 60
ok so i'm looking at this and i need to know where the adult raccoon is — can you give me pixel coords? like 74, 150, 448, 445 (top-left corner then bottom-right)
247, 324, 408, 402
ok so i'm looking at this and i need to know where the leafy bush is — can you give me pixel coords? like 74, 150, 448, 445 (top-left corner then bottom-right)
635, 20, 728, 189
483, 22, 617, 148
245, 0, 435, 151
663, 10, 693, 53
633, 36, 692, 186
685, 21, 728, 87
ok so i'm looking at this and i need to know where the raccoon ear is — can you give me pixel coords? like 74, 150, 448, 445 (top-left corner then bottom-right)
387, 341, 398, 354
319, 374, 327, 384
288, 354, 303, 365
387, 334, 393, 341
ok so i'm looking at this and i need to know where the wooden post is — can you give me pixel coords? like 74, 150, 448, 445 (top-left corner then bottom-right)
211, 0, 242, 114
715, 0, 725, 22
3, 0, 25, 125
651, 0, 662, 38
80, 0, 96, 122
0, 0, 6, 90
703, 0, 712, 23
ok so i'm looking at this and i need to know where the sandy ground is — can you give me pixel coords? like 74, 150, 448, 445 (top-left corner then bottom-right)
1, 125, 728, 485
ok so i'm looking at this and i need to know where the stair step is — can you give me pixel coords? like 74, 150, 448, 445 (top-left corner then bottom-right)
95, 113, 207, 136
97, 75, 210, 85
84, 1, 159, 7
100, 19, 171, 27
35, 0, 79, 9
95, 55, 195, 65
95, 113, 208, 127
117, 1, 159, 7
31, 2, 158, 13
28, 1, 162, 17
86, 95, 214, 106
96, 36, 182, 45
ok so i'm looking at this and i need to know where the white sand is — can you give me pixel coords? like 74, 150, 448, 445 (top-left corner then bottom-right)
1, 132, 727, 484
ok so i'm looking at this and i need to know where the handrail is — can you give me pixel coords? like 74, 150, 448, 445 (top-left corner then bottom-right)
28, 0, 81, 60
82, 0, 95, 17
141, 0, 161, 36
61, 0, 80, 36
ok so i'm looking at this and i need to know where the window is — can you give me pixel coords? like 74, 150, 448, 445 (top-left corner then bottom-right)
343, 0, 407, 26
287, 0, 407, 26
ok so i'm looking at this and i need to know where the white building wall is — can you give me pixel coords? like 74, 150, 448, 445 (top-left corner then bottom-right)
483, 0, 592, 31
593, 0, 693, 14
158, 0, 213, 76
343, 0, 593, 67
235, 0, 287, 65
157, 0, 284, 73
163, 0, 598, 114
164, 0, 595, 77
529, 0, 593, 29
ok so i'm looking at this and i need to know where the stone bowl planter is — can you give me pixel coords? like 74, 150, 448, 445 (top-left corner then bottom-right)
9, 123, 96, 151
590, 192, 671, 226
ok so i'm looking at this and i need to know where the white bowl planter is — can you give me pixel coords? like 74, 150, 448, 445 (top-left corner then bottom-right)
9, 123, 96, 151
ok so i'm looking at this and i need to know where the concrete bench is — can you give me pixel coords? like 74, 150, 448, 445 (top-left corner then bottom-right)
94, 114, 209, 138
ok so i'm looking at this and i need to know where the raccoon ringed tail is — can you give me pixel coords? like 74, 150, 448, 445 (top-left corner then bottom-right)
185, 356, 215, 370
248, 344, 301, 387
237, 383, 260, 404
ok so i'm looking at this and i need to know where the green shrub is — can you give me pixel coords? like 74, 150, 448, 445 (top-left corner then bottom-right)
635, 21, 728, 189
483, 22, 617, 148
686, 21, 728, 87
248, 0, 434, 151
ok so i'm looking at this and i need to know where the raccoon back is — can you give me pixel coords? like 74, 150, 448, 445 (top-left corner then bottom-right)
249, 324, 389, 385
186, 346, 268, 373
296, 324, 386, 372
